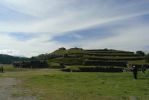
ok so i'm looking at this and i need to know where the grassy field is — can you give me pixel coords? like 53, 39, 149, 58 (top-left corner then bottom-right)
1, 67, 149, 100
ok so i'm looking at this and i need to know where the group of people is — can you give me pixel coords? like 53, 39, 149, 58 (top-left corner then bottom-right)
131, 65, 147, 79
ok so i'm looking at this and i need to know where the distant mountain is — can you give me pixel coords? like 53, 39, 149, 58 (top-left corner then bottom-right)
0, 54, 29, 64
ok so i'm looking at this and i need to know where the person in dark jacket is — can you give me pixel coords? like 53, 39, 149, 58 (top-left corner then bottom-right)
132, 65, 138, 79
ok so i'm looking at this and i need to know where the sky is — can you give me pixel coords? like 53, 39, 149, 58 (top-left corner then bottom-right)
0, 0, 149, 57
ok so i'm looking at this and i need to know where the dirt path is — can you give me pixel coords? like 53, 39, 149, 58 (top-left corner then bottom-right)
0, 78, 37, 100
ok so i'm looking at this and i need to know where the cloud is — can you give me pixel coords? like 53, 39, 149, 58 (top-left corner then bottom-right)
0, 49, 21, 56
0, 0, 148, 56
0, 33, 72, 57
0, 0, 148, 33
75, 19, 149, 52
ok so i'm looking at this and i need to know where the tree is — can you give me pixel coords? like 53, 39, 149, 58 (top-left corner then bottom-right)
136, 51, 145, 56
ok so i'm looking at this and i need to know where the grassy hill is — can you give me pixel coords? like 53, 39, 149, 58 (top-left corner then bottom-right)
14, 47, 148, 70
47, 47, 145, 67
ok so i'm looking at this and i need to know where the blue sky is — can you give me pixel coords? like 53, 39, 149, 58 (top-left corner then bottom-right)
0, 0, 149, 57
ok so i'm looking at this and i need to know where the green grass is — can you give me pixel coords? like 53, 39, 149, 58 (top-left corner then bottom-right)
2, 69, 149, 100
2, 65, 37, 72
128, 60, 149, 65
2, 65, 17, 71
48, 58, 83, 65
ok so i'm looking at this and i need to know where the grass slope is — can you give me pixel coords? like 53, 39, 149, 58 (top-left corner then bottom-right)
49, 48, 145, 66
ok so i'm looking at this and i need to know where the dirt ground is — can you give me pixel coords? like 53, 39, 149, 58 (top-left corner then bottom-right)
0, 78, 37, 100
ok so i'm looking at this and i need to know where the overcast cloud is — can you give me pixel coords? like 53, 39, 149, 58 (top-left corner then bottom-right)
0, 0, 149, 57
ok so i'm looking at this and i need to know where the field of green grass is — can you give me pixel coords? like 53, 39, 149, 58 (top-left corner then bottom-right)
1, 67, 149, 100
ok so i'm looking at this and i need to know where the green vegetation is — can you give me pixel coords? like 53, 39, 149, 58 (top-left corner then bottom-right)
0, 54, 28, 64
50, 48, 145, 66
1, 69, 149, 100
136, 51, 145, 56
128, 60, 148, 65
3, 64, 17, 71
0, 48, 148, 100
52, 47, 84, 55
48, 62, 62, 69
2, 65, 37, 72
12, 47, 148, 71
62, 66, 123, 72
145, 53, 149, 63
48, 58, 83, 65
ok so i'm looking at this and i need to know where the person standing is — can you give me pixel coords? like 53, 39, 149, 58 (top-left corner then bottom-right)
132, 65, 138, 79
